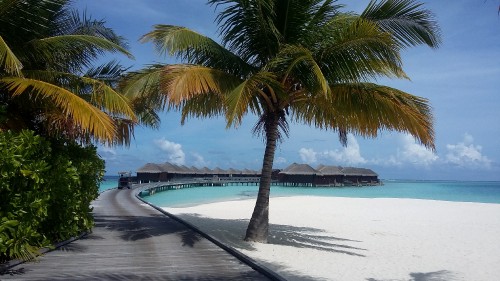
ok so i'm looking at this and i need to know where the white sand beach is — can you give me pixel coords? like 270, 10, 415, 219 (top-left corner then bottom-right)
164, 196, 500, 281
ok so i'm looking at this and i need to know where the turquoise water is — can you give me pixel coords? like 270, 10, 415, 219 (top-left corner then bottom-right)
99, 176, 119, 192
139, 180, 500, 207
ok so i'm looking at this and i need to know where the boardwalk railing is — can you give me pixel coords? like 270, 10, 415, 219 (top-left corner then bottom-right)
136, 178, 280, 197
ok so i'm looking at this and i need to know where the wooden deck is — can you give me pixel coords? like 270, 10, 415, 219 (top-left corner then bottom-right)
0, 188, 273, 280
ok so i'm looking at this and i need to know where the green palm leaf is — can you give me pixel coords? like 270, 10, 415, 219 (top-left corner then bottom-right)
225, 71, 282, 127
28, 35, 132, 71
269, 45, 329, 97
0, 35, 23, 76
318, 18, 407, 82
141, 25, 251, 75
209, 0, 281, 64
121, 65, 164, 101
291, 82, 434, 149
361, 0, 441, 48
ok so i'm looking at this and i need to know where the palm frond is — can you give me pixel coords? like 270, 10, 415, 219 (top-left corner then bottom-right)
80, 76, 136, 120
252, 110, 289, 143
0, 35, 23, 76
269, 44, 329, 97
121, 65, 165, 104
131, 101, 161, 129
291, 82, 434, 149
225, 71, 281, 128
180, 91, 227, 125
361, 0, 441, 48
318, 18, 407, 83
2, 77, 117, 143
113, 118, 135, 146
273, 0, 341, 44
159, 64, 241, 105
28, 35, 133, 71
0, 0, 67, 46
23, 70, 136, 120
141, 25, 251, 75
55, 9, 128, 47
209, 0, 281, 64
84, 60, 127, 84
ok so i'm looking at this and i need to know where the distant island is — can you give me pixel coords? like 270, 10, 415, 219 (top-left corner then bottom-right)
135, 162, 380, 187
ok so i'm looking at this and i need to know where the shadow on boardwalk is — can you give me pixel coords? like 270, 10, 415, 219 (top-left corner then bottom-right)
94, 214, 203, 247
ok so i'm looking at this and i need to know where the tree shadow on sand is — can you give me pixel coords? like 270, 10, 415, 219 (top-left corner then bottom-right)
174, 213, 366, 257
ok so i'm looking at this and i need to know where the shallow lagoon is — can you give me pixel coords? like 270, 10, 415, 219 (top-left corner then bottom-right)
139, 180, 500, 207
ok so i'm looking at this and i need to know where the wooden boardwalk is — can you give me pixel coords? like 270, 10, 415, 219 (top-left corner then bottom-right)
0, 188, 273, 280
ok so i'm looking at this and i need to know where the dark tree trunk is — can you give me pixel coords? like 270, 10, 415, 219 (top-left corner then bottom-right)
244, 113, 279, 242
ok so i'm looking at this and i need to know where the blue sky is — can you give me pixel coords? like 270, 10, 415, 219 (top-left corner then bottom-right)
74, 0, 500, 181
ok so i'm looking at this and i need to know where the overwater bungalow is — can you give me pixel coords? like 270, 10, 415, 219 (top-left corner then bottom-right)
136, 163, 167, 182
278, 163, 318, 186
135, 162, 379, 186
278, 163, 380, 187
315, 165, 344, 186
341, 167, 379, 186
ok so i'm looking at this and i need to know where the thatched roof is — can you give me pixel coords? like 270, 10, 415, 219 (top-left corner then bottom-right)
211, 167, 226, 174
279, 163, 378, 177
178, 165, 193, 174
341, 167, 378, 176
190, 166, 202, 174
226, 168, 241, 174
136, 163, 164, 173
241, 168, 254, 175
279, 163, 317, 175
280, 163, 300, 173
317, 165, 343, 175
200, 167, 213, 174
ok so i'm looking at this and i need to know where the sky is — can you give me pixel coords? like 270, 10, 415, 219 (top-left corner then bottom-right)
73, 0, 500, 181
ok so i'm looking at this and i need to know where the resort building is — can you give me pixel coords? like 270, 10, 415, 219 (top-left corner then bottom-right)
136, 163, 261, 183
278, 163, 379, 186
135, 162, 379, 186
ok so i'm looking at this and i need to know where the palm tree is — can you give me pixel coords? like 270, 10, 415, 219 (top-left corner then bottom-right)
0, 0, 139, 145
123, 0, 441, 242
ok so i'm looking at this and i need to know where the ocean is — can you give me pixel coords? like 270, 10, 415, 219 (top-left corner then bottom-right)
125, 180, 500, 208
99, 176, 120, 192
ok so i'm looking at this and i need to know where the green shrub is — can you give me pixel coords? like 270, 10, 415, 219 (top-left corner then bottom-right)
0, 130, 51, 262
0, 130, 104, 262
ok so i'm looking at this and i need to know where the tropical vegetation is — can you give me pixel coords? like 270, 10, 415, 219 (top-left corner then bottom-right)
0, 130, 104, 262
0, 0, 145, 261
123, 0, 441, 242
0, 0, 137, 144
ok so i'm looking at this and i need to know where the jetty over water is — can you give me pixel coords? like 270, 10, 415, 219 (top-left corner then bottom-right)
0, 188, 274, 280
137, 178, 280, 197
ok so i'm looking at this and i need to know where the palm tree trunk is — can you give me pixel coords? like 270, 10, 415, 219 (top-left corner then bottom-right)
244, 113, 279, 242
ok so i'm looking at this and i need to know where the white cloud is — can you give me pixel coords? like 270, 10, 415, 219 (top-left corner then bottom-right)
275, 156, 287, 165
98, 147, 117, 161
445, 134, 491, 168
321, 135, 367, 165
299, 148, 317, 164
299, 135, 367, 165
154, 138, 185, 165
399, 134, 439, 166
191, 152, 209, 167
